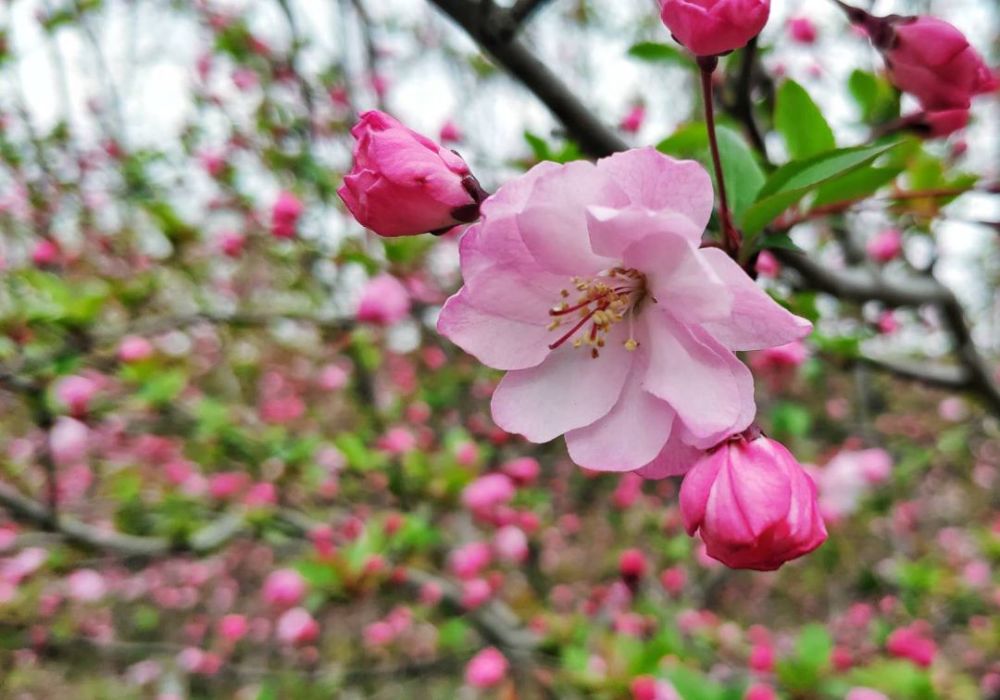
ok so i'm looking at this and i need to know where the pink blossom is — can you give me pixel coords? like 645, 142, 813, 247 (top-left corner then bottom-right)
356, 274, 411, 325
619, 548, 648, 581
464, 647, 508, 688
879, 16, 998, 110
49, 417, 89, 466
217, 231, 246, 258
745, 685, 777, 700
0, 548, 47, 584
886, 623, 936, 667
460, 578, 492, 609
244, 482, 277, 508
66, 569, 107, 602
231, 67, 258, 91
363, 620, 395, 647
680, 435, 827, 570
207, 472, 249, 500
275, 607, 319, 645
493, 525, 529, 564
270, 191, 303, 239
619, 105, 646, 134
866, 228, 903, 263
262, 569, 307, 608
32, 239, 62, 266
55, 374, 100, 415
788, 17, 817, 44
631, 676, 681, 700
461, 473, 515, 514
377, 426, 417, 454
660, 0, 770, 57
846, 690, 889, 700
755, 250, 780, 278
910, 109, 970, 138
338, 110, 484, 237
317, 363, 350, 391
501, 457, 540, 485
217, 614, 248, 643
815, 449, 892, 520
118, 335, 154, 363
438, 149, 810, 475
877, 311, 899, 335
449, 541, 492, 579
749, 643, 774, 672
659, 567, 686, 596
439, 120, 463, 143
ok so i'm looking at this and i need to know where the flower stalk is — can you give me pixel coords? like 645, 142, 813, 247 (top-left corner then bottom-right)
697, 56, 742, 258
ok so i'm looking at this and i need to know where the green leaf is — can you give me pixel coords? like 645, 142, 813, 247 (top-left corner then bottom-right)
627, 42, 693, 67
775, 80, 836, 159
811, 165, 902, 208
741, 141, 901, 235
665, 667, 726, 700
848, 69, 901, 124
658, 124, 765, 220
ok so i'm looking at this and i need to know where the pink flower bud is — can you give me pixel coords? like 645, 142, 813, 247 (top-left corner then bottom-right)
217, 614, 248, 643
118, 335, 154, 363
630, 676, 681, 700
338, 110, 485, 237
49, 417, 89, 467
32, 239, 61, 267
745, 685, 777, 700
660, 0, 770, 57
262, 569, 307, 608
493, 525, 529, 564
881, 16, 998, 110
755, 250, 780, 278
788, 17, 817, 44
659, 567, 686, 596
377, 426, 417, 454
217, 231, 246, 258
680, 436, 828, 571
207, 472, 249, 500
460, 578, 492, 610
866, 228, 903, 263
886, 623, 936, 667
461, 473, 515, 514
749, 643, 775, 672
275, 607, 319, 645
915, 109, 970, 138
619, 105, 646, 134
846, 690, 889, 700
501, 457, 540, 485
356, 274, 411, 326
618, 549, 648, 581
270, 191, 303, 239
449, 541, 492, 580
54, 375, 99, 416
439, 120, 462, 143
464, 647, 508, 689
66, 569, 107, 602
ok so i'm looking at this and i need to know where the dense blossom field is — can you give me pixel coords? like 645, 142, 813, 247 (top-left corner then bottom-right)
0, 0, 998, 698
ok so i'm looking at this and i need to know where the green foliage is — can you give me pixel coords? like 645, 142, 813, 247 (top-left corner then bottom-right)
848, 69, 902, 125
775, 80, 836, 160
776, 624, 833, 692
627, 42, 694, 68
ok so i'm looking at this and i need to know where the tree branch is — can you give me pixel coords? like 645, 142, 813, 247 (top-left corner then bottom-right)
427, 0, 626, 158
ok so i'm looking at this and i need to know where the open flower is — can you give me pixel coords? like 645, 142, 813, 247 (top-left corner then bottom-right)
437, 148, 810, 475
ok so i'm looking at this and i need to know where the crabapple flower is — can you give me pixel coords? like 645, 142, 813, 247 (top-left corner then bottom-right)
356, 274, 410, 325
815, 449, 892, 521
437, 149, 810, 475
886, 623, 936, 667
55, 374, 99, 416
276, 607, 319, 645
868, 15, 998, 109
903, 109, 971, 139
118, 335, 154, 363
680, 434, 827, 570
338, 110, 486, 237
660, 0, 770, 57
461, 473, 516, 515
66, 569, 107, 602
619, 105, 646, 134
788, 17, 817, 44
846, 690, 889, 700
465, 647, 508, 689
270, 191, 303, 239
262, 569, 307, 608
49, 417, 89, 467
866, 228, 903, 263
630, 676, 681, 700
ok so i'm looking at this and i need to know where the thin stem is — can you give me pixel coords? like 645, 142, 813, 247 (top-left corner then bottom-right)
698, 57, 741, 258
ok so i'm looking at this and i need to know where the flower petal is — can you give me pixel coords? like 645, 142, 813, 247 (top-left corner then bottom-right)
595, 148, 714, 239
491, 325, 634, 443
698, 248, 813, 351
514, 161, 625, 276
565, 359, 674, 472
642, 309, 755, 446
637, 428, 711, 480
437, 289, 553, 371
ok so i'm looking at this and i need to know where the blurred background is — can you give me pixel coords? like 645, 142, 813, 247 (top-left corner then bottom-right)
0, 0, 999, 698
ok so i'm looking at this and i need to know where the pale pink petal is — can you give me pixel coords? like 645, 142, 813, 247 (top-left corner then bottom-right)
698, 248, 812, 351
491, 326, 634, 443
514, 161, 625, 276
620, 233, 732, 324
437, 289, 553, 370
585, 206, 701, 260
565, 358, 675, 471
637, 429, 709, 479
642, 309, 754, 446
595, 148, 713, 239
